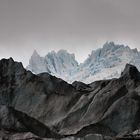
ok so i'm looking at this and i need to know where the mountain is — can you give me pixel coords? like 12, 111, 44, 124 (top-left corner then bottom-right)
27, 42, 140, 83
74, 42, 140, 83
27, 49, 78, 81
1, 58, 140, 139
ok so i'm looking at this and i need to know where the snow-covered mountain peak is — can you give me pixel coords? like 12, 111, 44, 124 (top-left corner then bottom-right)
57, 49, 70, 55
27, 42, 140, 83
74, 42, 140, 83
46, 49, 76, 60
27, 49, 78, 81
57, 50, 76, 61
32, 49, 40, 56
45, 49, 78, 69
31, 49, 41, 60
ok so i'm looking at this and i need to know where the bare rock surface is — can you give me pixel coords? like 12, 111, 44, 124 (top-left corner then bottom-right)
0, 131, 106, 140
0, 58, 140, 139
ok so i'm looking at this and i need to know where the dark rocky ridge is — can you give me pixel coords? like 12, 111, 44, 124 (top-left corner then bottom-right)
0, 58, 140, 139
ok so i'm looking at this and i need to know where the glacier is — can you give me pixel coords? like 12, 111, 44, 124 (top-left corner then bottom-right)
27, 42, 140, 83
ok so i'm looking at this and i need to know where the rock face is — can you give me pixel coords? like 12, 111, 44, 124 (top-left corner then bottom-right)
27, 42, 140, 83
0, 58, 140, 139
0, 131, 105, 140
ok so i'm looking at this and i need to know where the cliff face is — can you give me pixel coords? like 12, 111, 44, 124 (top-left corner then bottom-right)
0, 58, 140, 140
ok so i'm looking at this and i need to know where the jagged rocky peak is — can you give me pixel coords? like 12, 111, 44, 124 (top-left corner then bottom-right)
45, 49, 78, 69
32, 49, 40, 57
88, 41, 129, 60
29, 49, 42, 64
0, 57, 25, 75
73, 42, 140, 83
57, 49, 75, 57
27, 42, 140, 83
121, 63, 140, 79
27, 49, 78, 81
27, 50, 46, 74
103, 41, 125, 49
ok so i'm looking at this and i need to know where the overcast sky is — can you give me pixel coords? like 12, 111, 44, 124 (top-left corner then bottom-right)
0, 0, 140, 66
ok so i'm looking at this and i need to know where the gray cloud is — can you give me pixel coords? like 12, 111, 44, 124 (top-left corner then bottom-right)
0, 0, 140, 66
